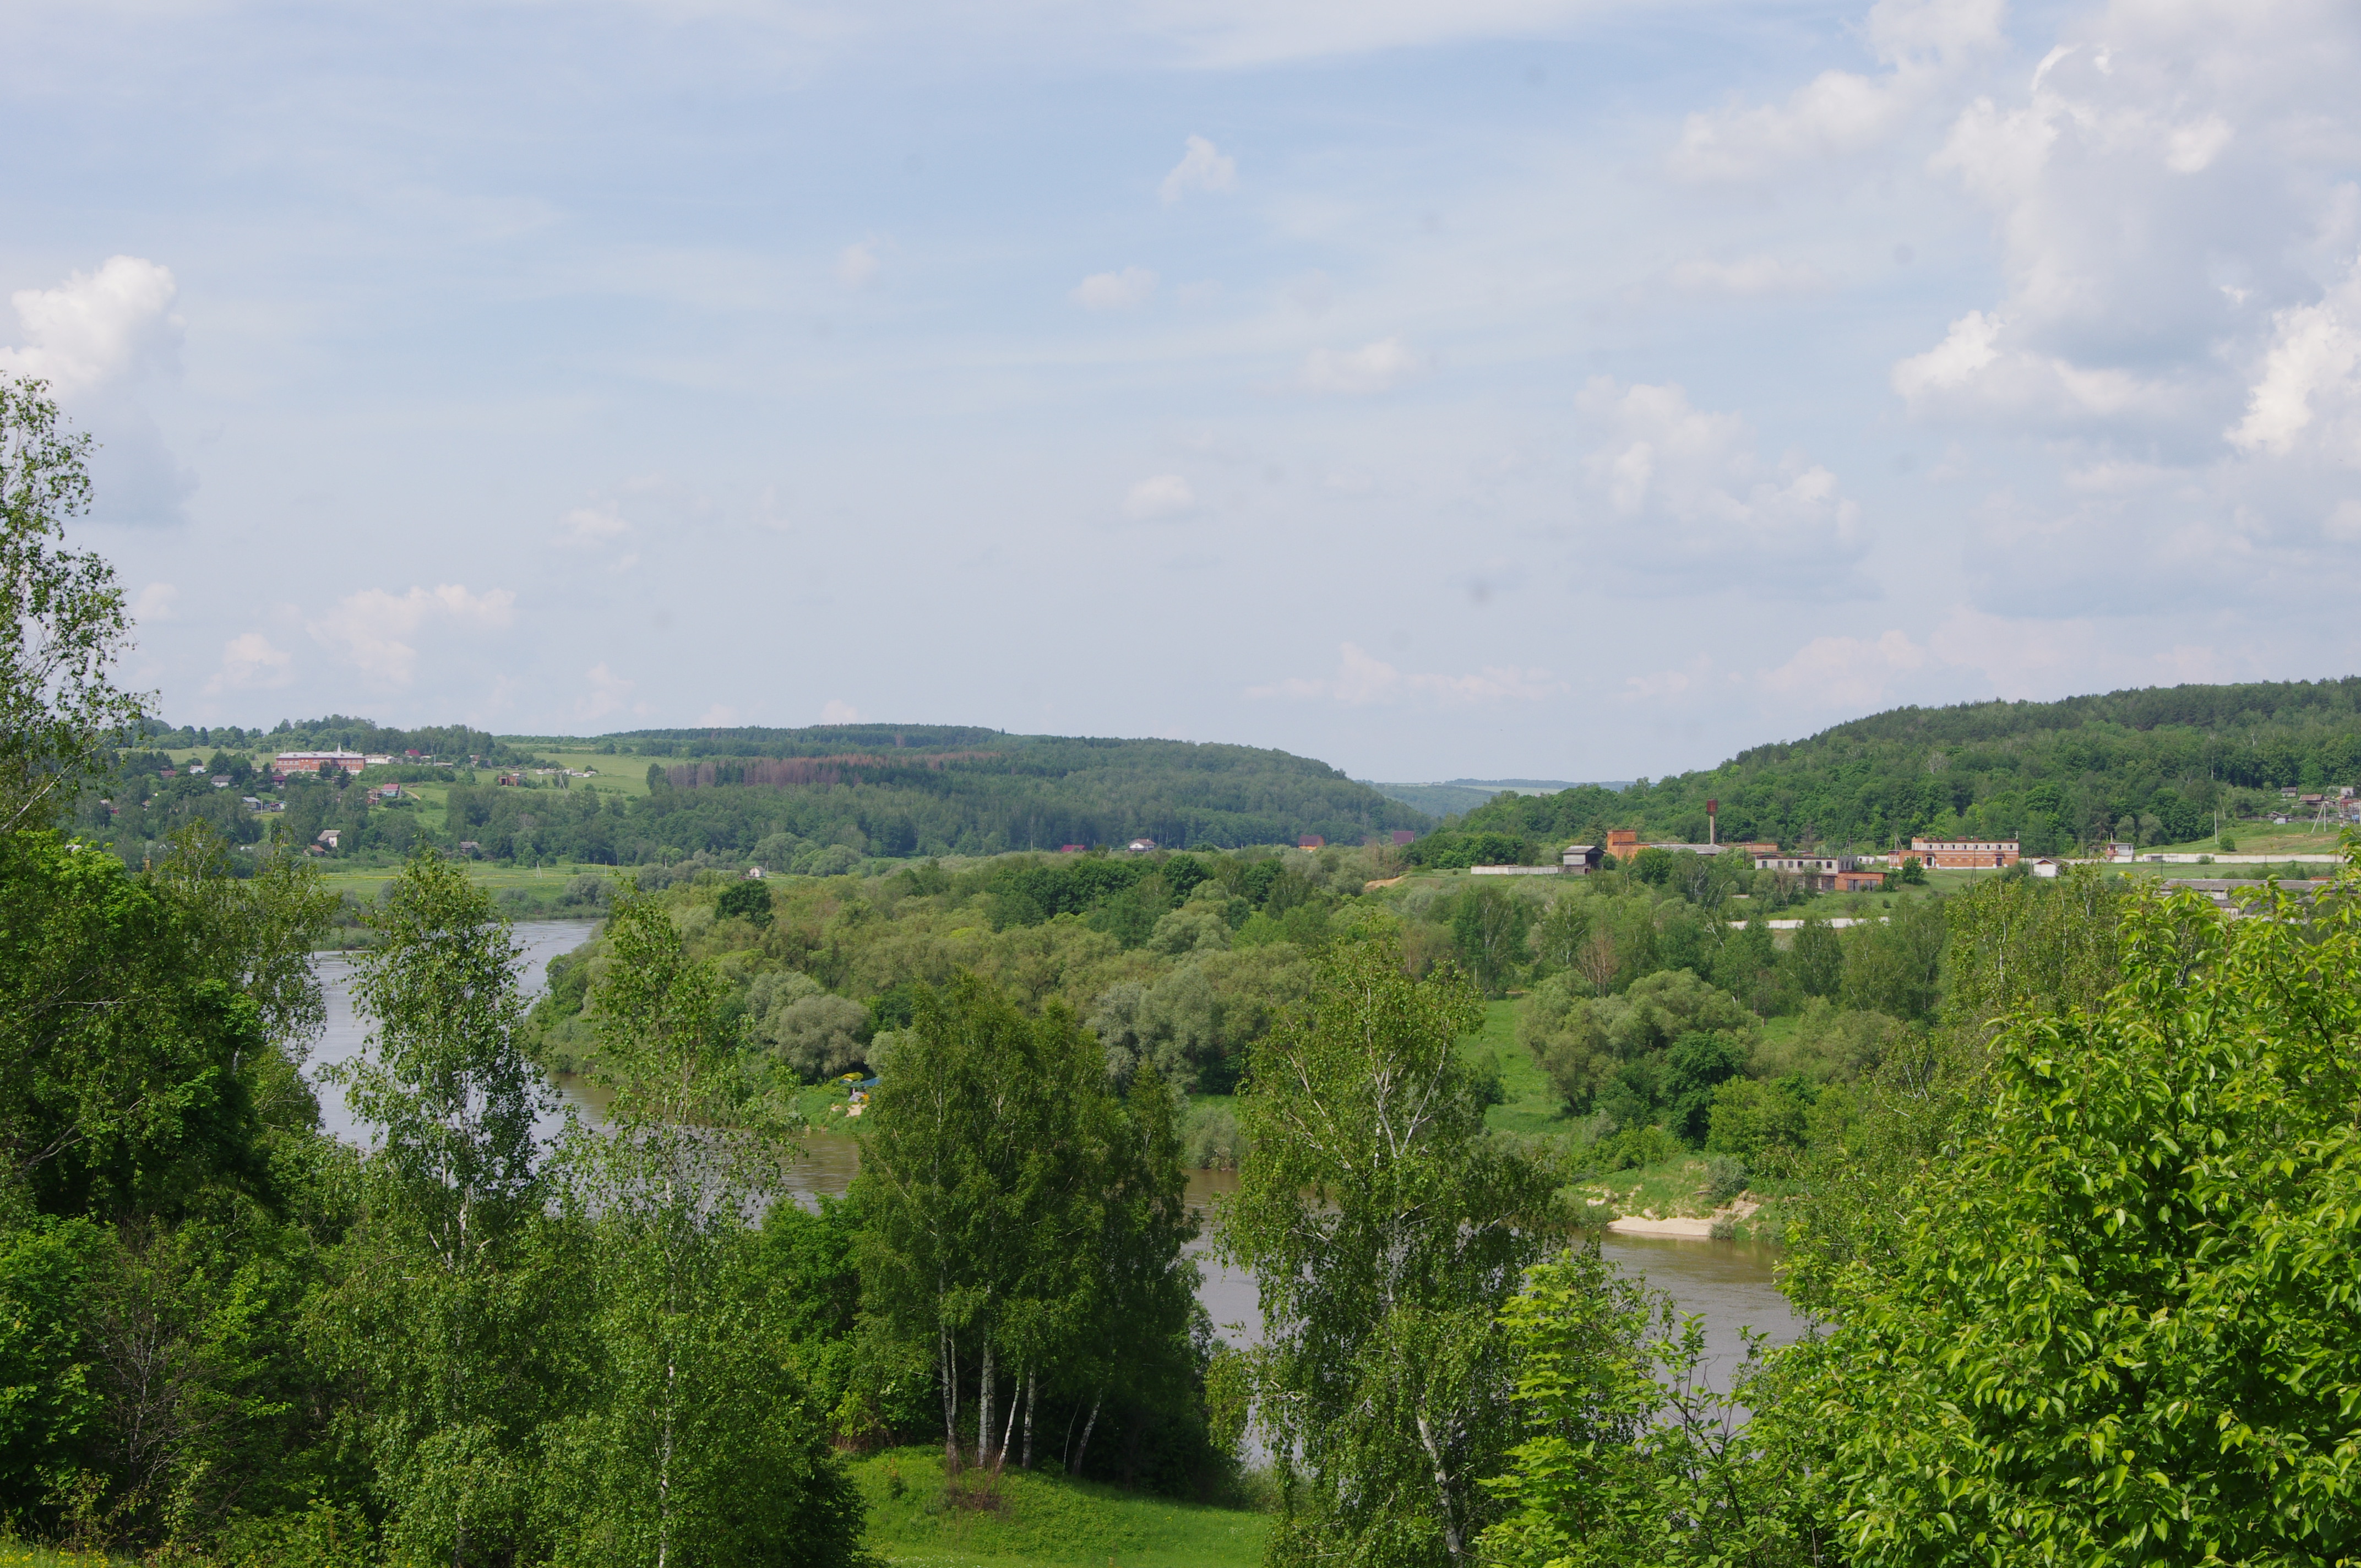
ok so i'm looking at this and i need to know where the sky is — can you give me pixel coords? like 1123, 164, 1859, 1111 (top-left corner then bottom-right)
4, 0, 2358, 781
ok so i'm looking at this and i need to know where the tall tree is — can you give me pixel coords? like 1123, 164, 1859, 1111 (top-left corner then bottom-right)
324, 848, 554, 1566
852, 973, 1089, 1471
0, 376, 146, 832
1218, 918, 1556, 1568
550, 888, 862, 1568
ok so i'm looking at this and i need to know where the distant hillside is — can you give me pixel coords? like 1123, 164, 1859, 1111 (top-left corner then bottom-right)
460, 727, 1429, 864
1364, 778, 1631, 818
139, 714, 527, 764
1460, 678, 2361, 856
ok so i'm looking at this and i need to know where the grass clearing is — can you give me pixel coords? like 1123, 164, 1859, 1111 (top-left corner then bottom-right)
1465, 998, 1573, 1137
850, 1447, 1267, 1568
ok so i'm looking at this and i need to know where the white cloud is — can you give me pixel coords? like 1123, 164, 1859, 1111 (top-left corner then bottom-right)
1577, 379, 1863, 586
1247, 642, 1565, 706
697, 703, 741, 726
1158, 134, 1236, 203
1122, 473, 1196, 519
1761, 629, 1927, 710
203, 631, 293, 696
1753, 607, 2239, 714
2326, 499, 2361, 542
1891, 310, 2179, 425
2164, 115, 2233, 176
1073, 266, 1158, 311
819, 699, 860, 724
1301, 337, 1421, 395
130, 582, 179, 623
556, 502, 630, 545
1624, 656, 1713, 700
2227, 259, 2361, 459
1668, 0, 2003, 181
837, 240, 881, 288
309, 584, 518, 688
1666, 255, 1826, 296
578, 662, 635, 722
0, 256, 181, 393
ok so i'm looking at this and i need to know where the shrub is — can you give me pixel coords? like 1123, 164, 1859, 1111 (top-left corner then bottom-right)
1702, 1154, 1748, 1205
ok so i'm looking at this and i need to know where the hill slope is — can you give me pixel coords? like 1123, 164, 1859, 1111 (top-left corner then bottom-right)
1460, 677, 2361, 854
102, 722, 1429, 867
584, 729, 1427, 858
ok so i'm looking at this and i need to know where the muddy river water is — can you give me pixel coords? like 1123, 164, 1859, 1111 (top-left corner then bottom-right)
309, 921, 1805, 1396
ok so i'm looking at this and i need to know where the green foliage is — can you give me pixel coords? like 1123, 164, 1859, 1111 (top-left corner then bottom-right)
1, 378, 145, 833
1459, 677, 2361, 853
554, 890, 864, 1567
1481, 1244, 1831, 1568
851, 974, 1206, 1486
1522, 969, 1756, 1126
318, 849, 557, 1565
714, 877, 774, 927
1838, 895, 1947, 1021
0, 831, 272, 1223
1772, 842, 2361, 1563
1403, 831, 1532, 870
1447, 884, 1535, 995
1219, 922, 1557, 1567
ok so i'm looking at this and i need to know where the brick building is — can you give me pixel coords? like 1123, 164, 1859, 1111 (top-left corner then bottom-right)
1907, 837, 2020, 869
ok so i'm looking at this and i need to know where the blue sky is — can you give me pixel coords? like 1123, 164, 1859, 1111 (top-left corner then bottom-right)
6, 0, 2358, 778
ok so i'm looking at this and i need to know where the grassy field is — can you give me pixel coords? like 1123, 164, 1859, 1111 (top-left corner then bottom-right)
849, 1448, 1268, 1568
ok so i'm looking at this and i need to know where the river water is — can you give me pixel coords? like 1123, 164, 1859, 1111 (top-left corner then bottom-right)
308, 921, 1805, 1395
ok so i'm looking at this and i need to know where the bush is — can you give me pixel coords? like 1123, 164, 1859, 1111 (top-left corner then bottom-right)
1702, 1154, 1749, 1205
716, 878, 774, 927
1586, 1123, 1683, 1173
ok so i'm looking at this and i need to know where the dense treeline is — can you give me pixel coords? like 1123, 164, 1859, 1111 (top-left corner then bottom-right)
1460, 677, 2361, 855
133, 715, 524, 765
634, 733, 1428, 855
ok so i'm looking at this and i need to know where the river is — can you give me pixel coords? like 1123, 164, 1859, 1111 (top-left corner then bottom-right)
308, 921, 1805, 1395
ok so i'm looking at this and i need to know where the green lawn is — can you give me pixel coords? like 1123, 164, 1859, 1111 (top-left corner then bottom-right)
850, 1448, 1267, 1568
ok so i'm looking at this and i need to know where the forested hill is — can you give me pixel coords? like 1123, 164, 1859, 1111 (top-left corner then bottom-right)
606, 730, 1427, 857
1460, 677, 2361, 856
107, 721, 1429, 867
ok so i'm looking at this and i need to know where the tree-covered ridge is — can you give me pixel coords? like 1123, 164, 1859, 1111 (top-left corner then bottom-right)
643, 735, 1427, 856
1461, 677, 2361, 856
136, 714, 529, 765
576, 722, 1009, 757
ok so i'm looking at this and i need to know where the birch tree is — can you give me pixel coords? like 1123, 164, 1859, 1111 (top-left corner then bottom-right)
551, 888, 861, 1568
326, 847, 553, 1566
1218, 918, 1556, 1568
